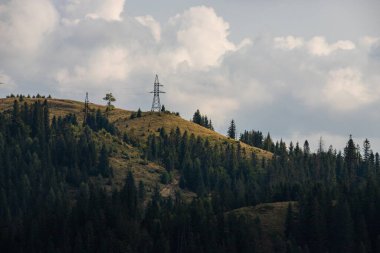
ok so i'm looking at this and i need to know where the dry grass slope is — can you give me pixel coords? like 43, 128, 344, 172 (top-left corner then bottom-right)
112, 111, 272, 159
0, 97, 272, 198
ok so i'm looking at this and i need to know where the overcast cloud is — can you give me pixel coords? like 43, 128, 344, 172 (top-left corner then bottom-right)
0, 0, 379, 152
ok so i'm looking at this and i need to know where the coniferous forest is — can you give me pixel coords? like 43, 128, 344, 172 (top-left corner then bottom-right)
1, 99, 380, 253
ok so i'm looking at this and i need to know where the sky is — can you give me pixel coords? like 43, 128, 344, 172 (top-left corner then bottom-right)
0, 0, 380, 153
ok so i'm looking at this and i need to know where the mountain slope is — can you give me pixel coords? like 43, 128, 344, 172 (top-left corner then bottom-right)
0, 97, 272, 198
0, 97, 271, 158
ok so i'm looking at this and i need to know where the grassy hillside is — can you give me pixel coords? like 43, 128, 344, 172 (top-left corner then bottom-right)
0, 97, 271, 198
0, 97, 272, 158
112, 110, 272, 159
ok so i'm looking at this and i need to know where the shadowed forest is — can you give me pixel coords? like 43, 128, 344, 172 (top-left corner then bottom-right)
0, 98, 379, 253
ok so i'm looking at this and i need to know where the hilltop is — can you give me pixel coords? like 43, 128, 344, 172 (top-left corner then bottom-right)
0, 96, 272, 198
0, 97, 271, 157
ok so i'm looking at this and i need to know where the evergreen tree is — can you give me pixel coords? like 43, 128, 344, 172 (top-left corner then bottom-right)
137, 108, 142, 117
344, 135, 358, 182
363, 138, 371, 162
192, 109, 202, 124
192, 109, 214, 130
228, 119, 236, 139
263, 132, 274, 152
98, 145, 111, 177
333, 199, 354, 253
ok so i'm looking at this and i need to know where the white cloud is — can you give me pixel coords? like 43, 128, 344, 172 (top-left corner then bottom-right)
307, 36, 355, 56
168, 6, 239, 69
0, 0, 58, 55
273, 36, 356, 56
62, 0, 125, 21
136, 15, 161, 42
323, 68, 374, 111
171, 91, 239, 126
0, 71, 17, 91
1, 1, 380, 152
55, 47, 129, 92
360, 36, 380, 47
274, 36, 304, 50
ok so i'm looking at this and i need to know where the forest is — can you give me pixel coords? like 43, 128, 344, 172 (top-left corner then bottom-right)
0, 98, 380, 253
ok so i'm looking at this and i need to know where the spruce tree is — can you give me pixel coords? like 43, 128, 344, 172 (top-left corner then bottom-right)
227, 119, 236, 139
98, 145, 111, 177
192, 109, 202, 125
137, 108, 142, 117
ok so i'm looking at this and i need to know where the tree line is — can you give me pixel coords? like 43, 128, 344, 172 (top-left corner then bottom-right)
1, 99, 380, 252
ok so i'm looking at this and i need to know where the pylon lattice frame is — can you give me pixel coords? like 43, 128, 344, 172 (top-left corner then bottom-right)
150, 74, 165, 112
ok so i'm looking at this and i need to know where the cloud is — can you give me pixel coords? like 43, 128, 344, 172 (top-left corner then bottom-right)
274, 36, 304, 50
55, 47, 129, 93
285, 131, 351, 152
323, 68, 374, 111
274, 36, 356, 56
307, 36, 355, 56
61, 0, 125, 21
136, 15, 161, 42
0, 71, 17, 91
1, 1, 380, 152
360, 36, 380, 47
167, 6, 239, 69
0, 0, 58, 55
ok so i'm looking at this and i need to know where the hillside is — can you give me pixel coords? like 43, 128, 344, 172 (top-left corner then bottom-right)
227, 201, 298, 253
1, 96, 380, 253
0, 97, 271, 158
0, 97, 272, 198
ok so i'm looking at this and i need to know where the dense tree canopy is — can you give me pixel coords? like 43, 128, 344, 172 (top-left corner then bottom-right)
0, 98, 380, 253
192, 109, 214, 130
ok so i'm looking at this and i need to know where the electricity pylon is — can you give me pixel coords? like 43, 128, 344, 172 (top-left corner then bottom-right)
150, 75, 165, 112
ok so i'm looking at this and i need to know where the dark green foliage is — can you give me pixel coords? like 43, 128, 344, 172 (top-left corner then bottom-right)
137, 108, 142, 117
85, 109, 116, 134
1, 100, 380, 253
144, 127, 264, 206
97, 144, 112, 177
227, 119, 236, 139
192, 109, 214, 130
240, 129, 264, 148
144, 127, 380, 252
0, 100, 114, 252
130, 108, 143, 119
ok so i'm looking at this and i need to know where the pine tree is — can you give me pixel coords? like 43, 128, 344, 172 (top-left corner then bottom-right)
344, 135, 358, 182
192, 110, 202, 125
137, 108, 142, 117
303, 140, 310, 155
363, 138, 371, 162
333, 199, 354, 253
285, 202, 295, 239
98, 145, 111, 177
227, 119, 236, 139
263, 133, 274, 152
122, 171, 138, 218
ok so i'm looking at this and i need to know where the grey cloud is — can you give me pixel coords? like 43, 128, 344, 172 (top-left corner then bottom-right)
0, 0, 379, 152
